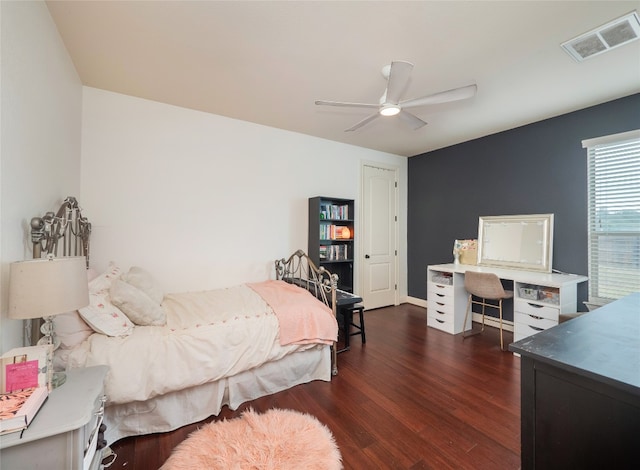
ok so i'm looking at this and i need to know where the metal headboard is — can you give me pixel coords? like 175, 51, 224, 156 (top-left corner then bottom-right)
275, 249, 339, 375
31, 196, 91, 267
29, 196, 91, 343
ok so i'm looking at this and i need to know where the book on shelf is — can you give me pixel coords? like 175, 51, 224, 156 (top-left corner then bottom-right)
1, 344, 53, 394
319, 203, 349, 221
320, 224, 353, 240
323, 244, 349, 261
0, 386, 48, 435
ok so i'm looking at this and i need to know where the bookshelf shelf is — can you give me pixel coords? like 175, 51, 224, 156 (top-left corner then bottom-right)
309, 196, 355, 292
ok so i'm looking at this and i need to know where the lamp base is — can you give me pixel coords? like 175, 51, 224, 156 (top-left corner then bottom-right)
37, 316, 66, 388
52, 371, 66, 388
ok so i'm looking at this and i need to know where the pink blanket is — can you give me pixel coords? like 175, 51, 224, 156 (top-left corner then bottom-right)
248, 280, 338, 346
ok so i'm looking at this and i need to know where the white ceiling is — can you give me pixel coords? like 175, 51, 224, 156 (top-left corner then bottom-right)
46, 1, 640, 157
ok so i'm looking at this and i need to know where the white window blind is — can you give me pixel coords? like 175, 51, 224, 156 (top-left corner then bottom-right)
583, 130, 640, 304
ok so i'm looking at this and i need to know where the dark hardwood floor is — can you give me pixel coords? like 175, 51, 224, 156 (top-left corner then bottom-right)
107, 303, 521, 469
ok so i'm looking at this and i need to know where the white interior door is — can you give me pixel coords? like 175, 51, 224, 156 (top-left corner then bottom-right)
361, 164, 397, 309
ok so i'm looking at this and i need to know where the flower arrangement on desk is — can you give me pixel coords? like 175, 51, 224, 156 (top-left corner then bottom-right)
453, 239, 478, 265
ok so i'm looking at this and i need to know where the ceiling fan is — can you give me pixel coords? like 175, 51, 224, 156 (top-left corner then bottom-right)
315, 61, 477, 132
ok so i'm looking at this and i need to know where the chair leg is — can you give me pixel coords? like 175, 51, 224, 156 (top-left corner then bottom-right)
462, 294, 472, 338
358, 309, 366, 343
462, 294, 507, 350
498, 300, 504, 351
344, 308, 351, 349
336, 308, 350, 354
463, 295, 484, 339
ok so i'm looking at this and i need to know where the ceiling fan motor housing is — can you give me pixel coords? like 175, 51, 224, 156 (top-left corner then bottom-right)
315, 60, 476, 131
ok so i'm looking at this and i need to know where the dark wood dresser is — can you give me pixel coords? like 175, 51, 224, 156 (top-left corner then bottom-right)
510, 293, 640, 470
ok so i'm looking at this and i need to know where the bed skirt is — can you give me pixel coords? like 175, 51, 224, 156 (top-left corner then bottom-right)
104, 344, 331, 444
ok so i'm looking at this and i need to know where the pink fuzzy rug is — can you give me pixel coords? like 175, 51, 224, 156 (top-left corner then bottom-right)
160, 408, 342, 470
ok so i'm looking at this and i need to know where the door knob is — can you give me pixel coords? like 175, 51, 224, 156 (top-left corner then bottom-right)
365, 254, 370, 259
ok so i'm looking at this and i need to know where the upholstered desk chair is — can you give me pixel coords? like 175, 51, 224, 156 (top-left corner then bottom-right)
462, 271, 514, 351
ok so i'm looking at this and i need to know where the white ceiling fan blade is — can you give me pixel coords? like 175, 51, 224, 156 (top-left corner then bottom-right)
345, 113, 380, 132
315, 100, 379, 109
400, 84, 477, 109
398, 110, 427, 130
385, 61, 413, 104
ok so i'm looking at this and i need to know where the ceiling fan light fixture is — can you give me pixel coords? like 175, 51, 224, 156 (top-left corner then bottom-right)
380, 105, 401, 117
314, 60, 476, 131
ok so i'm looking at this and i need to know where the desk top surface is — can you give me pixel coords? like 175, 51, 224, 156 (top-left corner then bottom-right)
510, 293, 640, 395
429, 263, 588, 287
285, 278, 362, 306
335, 289, 362, 305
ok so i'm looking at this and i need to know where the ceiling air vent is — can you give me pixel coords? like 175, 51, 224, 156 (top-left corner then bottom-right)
562, 11, 640, 61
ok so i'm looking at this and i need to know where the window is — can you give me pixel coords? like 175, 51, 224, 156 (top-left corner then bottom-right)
583, 130, 640, 304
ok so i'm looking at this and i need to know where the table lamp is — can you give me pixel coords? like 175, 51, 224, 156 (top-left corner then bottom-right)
8, 255, 89, 387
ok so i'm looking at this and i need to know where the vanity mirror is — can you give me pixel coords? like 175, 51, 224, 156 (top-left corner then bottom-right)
477, 214, 554, 272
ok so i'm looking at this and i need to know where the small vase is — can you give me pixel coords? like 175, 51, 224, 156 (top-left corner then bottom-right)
454, 253, 460, 265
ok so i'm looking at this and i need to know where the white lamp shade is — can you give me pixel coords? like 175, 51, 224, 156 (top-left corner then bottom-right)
9, 256, 89, 320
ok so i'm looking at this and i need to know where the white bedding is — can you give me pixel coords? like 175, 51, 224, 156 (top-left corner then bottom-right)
66, 284, 317, 405
104, 345, 331, 444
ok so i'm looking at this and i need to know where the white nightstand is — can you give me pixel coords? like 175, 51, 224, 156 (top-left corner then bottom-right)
0, 365, 109, 470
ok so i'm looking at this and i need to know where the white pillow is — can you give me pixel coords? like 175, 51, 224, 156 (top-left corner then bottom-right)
53, 311, 93, 349
110, 279, 166, 326
89, 262, 122, 295
79, 274, 134, 337
52, 268, 99, 349
121, 266, 164, 305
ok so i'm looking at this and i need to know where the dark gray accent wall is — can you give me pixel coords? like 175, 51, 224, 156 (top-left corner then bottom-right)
408, 93, 640, 308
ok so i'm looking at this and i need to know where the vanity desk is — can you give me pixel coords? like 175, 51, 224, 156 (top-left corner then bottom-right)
427, 263, 588, 340
428, 213, 588, 341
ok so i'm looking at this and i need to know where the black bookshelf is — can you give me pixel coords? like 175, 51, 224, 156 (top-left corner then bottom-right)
308, 196, 355, 292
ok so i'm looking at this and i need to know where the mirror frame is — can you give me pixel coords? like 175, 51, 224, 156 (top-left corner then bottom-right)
477, 214, 554, 273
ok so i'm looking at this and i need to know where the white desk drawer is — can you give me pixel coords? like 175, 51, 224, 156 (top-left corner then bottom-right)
428, 282, 453, 298
515, 312, 557, 330
428, 299, 454, 316
427, 315, 455, 334
428, 303, 454, 322
514, 300, 559, 321
514, 314, 558, 342
428, 291, 452, 308
428, 290, 453, 312
513, 323, 545, 342
514, 322, 547, 342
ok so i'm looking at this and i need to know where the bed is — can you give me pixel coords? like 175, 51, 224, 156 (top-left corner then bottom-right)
29, 197, 339, 444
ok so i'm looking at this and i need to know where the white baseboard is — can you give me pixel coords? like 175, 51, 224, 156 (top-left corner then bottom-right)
471, 313, 514, 332
406, 296, 427, 308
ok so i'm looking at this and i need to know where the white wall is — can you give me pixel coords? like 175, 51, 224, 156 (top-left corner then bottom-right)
0, 1, 83, 351
81, 88, 408, 297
